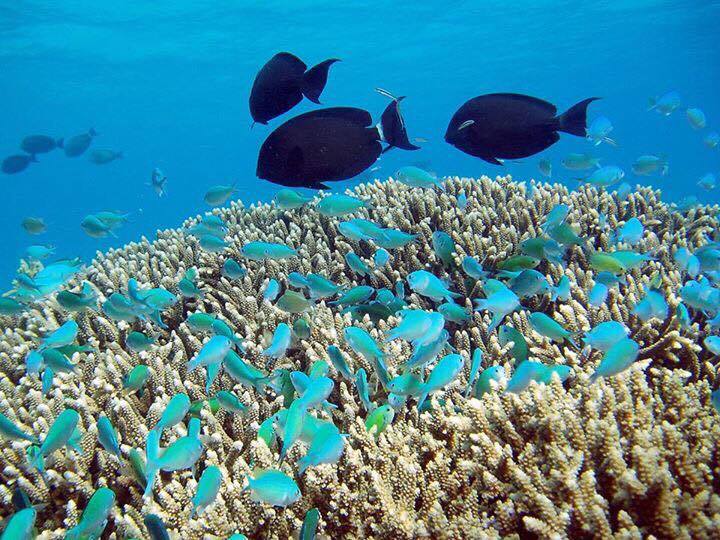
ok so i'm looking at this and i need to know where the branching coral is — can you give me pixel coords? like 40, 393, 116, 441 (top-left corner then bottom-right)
1, 175, 720, 539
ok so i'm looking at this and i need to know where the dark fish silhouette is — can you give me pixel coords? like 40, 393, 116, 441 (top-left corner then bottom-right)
2, 154, 37, 174
21, 135, 62, 154
250, 52, 340, 125
257, 91, 419, 189
445, 94, 598, 164
61, 128, 97, 157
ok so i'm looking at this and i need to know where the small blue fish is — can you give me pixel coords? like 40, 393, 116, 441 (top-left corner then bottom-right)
327, 345, 354, 380
588, 282, 609, 307
305, 274, 341, 299
538, 159, 552, 178
474, 286, 520, 333
580, 166, 625, 187
222, 258, 247, 280
541, 204, 569, 232
461, 256, 489, 281
297, 424, 345, 475
385, 310, 442, 343
648, 91, 681, 116
263, 279, 280, 302
355, 368, 375, 411
263, 323, 292, 359
698, 173, 717, 191
374, 228, 417, 249
583, 321, 630, 352
552, 275, 571, 302
64, 487, 115, 540
438, 302, 471, 324
473, 366, 505, 398
395, 166, 443, 189
506, 360, 571, 393
616, 182, 632, 200
192, 465, 223, 516
404, 329, 451, 371
144, 514, 171, 540
40, 320, 79, 350
153, 393, 191, 434
241, 241, 297, 261
632, 289, 668, 322
97, 415, 122, 458
316, 194, 369, 217
0, 412, 38, 443
676, 303, 691, 329
1, 508, 36, 540
508, 269, 550, 299
704, 336, 720, 355
199, 234, 228, 253
345, 252, 371, 276
275, 188, 312, 210
529, 312, 577, 347
330, 285, 374, 306
416, 353, 464, 410
586, 116, 616, 146
187, 336, 232, 372
300, 508, 320, 540
589, 338, 640, 382
613, 217, 644, 246
344, 327, 389, 388
244, 469, 301, 507
704, 132, 719, 149
432, 231, 456, 266
457, 191, 468, 210
32, 409, 80, 469
144, 418, 203, 497
373, 248, 391, 268
464, 349, 483, 397
407, 270, 461, 303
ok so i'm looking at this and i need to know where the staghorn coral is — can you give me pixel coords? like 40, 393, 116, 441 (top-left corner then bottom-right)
1, 175, 720, 538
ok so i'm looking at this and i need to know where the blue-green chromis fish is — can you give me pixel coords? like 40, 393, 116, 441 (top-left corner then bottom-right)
407, 270, 461, 303
345, 252, 370, 276
632, 289, 668, 322
244, 469, 301, 507
474, 287, 520, 333
529, 312, 578, 347
241, 241, 297, 261
33, 408, 79, 469
222, 258, 247, 280
473, 366, 505, 398
498, 325, 529, 362
0, 412, 37, 443
40, 319, 78, 350
262, 323, 291, 359
0, 507, 36, 539
416, 353, 464, 410
540, 204, 569, 233
583, 321, 629, 352
293, 318, 312, 340
144, 418, 203, 497
192, 465, 223, 516
275, 188, 312, 210
144, 513, 170, 540
373, 248, 391, 268
65, 487, 115, 540
394, 166, 443, 189
461, 256, 489, 280
317, 194, 369, 216
506, 361, 571, 393
387, 372, 424, 397
297, 424, 345, 475
438, 302, 471, 323
354, 368, 374, 412
126, 331, 155, 353
365, 404, 395, 436
225, 350, 268, 391
187, 336, 232, 372
153, 393, 191, 434
589, 338, 640, 382
123, 364, 150, 395
300, 508, 320, 540
204, 183, 237, 206
199, 234, 228, 253
327, 345, 354, 380
97, 415, 122, 458
432, 231, 455, 266
464, 349, 483, 397
329, 285, 374, 306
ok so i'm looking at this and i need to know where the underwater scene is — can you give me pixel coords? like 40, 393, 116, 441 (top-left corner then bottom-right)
1, 1, 720, 538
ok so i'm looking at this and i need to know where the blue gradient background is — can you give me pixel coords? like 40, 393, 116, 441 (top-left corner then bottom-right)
2, 1, 718, 285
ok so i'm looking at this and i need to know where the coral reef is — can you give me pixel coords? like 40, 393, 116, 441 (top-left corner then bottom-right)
1, 175, 720, 539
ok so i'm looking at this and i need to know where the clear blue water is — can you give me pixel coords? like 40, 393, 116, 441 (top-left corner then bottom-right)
2, 1, 719, 285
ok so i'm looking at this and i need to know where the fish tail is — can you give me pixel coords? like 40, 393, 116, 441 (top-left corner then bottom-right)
302, 58, 340, 104
297, 457, 310, 476
379, 95, 421, 152
557, 97, 600, 137
416, 390, 429, 411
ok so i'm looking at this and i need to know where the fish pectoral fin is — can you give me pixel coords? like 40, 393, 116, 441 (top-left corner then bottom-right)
480, 155, 504, 166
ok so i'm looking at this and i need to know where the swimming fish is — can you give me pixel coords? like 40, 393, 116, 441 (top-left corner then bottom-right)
144, 418, 203, 497
562, 153, 601, 170
153, 393, 191, 434
188, 336, 232, 372
648, 91, 681, 116
676, 302, 691, 329
416, 353, 464, 410
148, 167, 167, 197
90, 148, 122, 164
0, 508, 36, 539
96, 415, 122, 458
225, 350, 268, 391
464, 348, 483, 397
697, 173, 716, 191
589, 338, 640, 382
498, 325, 529, 363
192, 466, 223, 516
275, 188, 312, 210
327, 345, 354, 380
216, 390, 247, 414
222, 258, 247, 280
551, 275, 571, 302
579, 165, 625, 187
507, 269, 550, 299
395, 166, 444, 189
179, 268, 204, 299
144, 514, 170, 540
21, 216, 46, 235
123, 365, 150, 395
0, 412, 37, 443
0, 297, 27, 316
250, 52, 339, 124
126, 331, 155, 353
506, 360, 571, 393
374, 228, 417, 249
385, 310, 444, 344
81, 214, 117, 238
305, 273, 341, 300
438, 302, 471, 324
632, 289, 668, 322
204, 184, 237, 206
457, 190, 468, 210
354, 368, 374, 412
40, 319, 78, 350
432, 231, 455, 266
56, 282, 97, 312
32, 408, 79, 469
704, 132, 719, 149
498, 255, 540, 272
613, 217, 644, 245
297, 423, 345, 475
330, 285, 374, 306
243, 469, 301, 507
317, 194, 369, 216
2, 154, 37, 174
344, 326, 388, 388
461, 256, 489, 280
373, 248, 391, 268
473, 365, 506, 398
263, 323, 292, 359
445, 94, 597, 163
686, 107, 706, 129
241, 241, 297, 260
263, 279, 281, 303
64, 487, 115, 540
703, 336, 720, 355
583, 321, 630, 352
21, 134, 61, 154
256, 95, 418, 189
275, 290, 313, 313
538, 158, 552, 178
345, 252, 371, 276
300, 508, 320, 540
474, 286, 520, 333
365, 404, 395, 435
585, 116, 617, 146
631, 155, 668, 176
528, 312, 578, 347
407, 270, 461, 303
293, 318, 311, 340
62, 128, 97, 157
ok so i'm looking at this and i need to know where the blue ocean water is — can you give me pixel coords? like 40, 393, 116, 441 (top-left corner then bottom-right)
2, 0, 718, 285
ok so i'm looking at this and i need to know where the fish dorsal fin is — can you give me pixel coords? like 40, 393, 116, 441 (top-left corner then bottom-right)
488, 93, 557, 115
271, 51, 307, 72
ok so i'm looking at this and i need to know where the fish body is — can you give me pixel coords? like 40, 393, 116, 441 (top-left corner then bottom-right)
432, 231, 455, 266
34, 409, 79, 468
529, 312, 577, 346
317, 194, 369, 216
648, 91, 681, 116
474, 287, 520, 333
297, 424, 345, 475
192, 466, 223, 516
508, 269, 551, 299
275, 188, 312, 209
123, 365, 150, 395
257, 100, 418, 189
583, 321, 630, 352
395, 166, 443, 189
2, 154, 37, 174
0, 297, 27, 316
263, 279, 281, 302
250, 52, 339, 124
327, 345, 354, 379
506, 360, 570, 392
222, 258, 246, 279
126, 331, 155, 353
703, 336, 720, 355
144, 419, 203, 496
187, 336, 232, 372
64, 487, 115, 540
293, 318, 312, 340
216, 390, 247, 414
445, 94, 598, 163
97, 415, 122, 458
144, 514, 170, 540
498, 325, 529, 362
204, 184, 237, 206
438, 302, 471, 323
154, 393, 191, 434
614, 217, 644, 245
21, 134, 61, 154
1, 507, 36, 539
473, 365, 506, 398
561, 153, 601, 170
62, 128, 97, 157
586, 116, 616, 146
373, 248, 391, 268
354, 368, 374, 412
365, 404, 395, 435
704, 132, 719, 149
589, 338, 640, 381
416, 353, 464, 409
580, 165, 625, 187
374, 228, 417, 249
632, 290, 668, 322
242, 241, 297, 260
631, 155, 668, 176
263, 323, 292, 359
306, 273, 341, 299
0, 412, 37, 443
225, 350, 268, 391
698, 173, 717, 191
387, 372, 425, 397
407, 270, 461, 302
25, 244, 55, 260
345, 252, 371, 276
538, 159, 552, 177
21, 216, 47, 234
275, 290, 312, 313
40, 320, 79, 350
330, 285, 374, 306
149, 167, 167, 197
244, 469, 301, 507
300, 508, 320, 540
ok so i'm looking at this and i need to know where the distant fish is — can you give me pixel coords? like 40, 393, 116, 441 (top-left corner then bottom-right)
579, 165, 625, 187
613, 217, 644, 245
445, 94, 598, 163
395, 166, 443, 189
538, 159, 552, 178
561, 152, 601, 170
21, 134, 62, 154
249, 52, 340, 125
316, 194, 369, 216
275, 188, 312, 210
257, 92, 418, 189
90, 148, 122, 164
148, 168, 167, 197
631, 155, 668, 176
585, 116, 617, 146
61, 128, 97, 157
648, 91, 681, 116
2, 154, 37, 174
204, 184, 237, 206
81, 214, 117, 238
615, 182, 632, 200
697, 173, 716, 191
704, 132, 719, 149
686, 107, 706, 129
21, 217, 47, 235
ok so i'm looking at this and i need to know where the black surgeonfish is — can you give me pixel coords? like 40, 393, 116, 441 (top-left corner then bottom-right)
249, 52, 340, 125
257, 91, 419, 189
445, 93, 599, 164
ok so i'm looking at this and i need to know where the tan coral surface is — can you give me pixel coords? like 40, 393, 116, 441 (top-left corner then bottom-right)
1, 176, 720, 539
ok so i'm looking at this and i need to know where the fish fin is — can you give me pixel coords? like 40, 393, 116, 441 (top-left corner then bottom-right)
557, 97, 600, 137
379, 95, 420, 152
302, 59, 340, 103
603, 137, 618, 147
416, 391, 428, 411
480, 155, 504, 166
